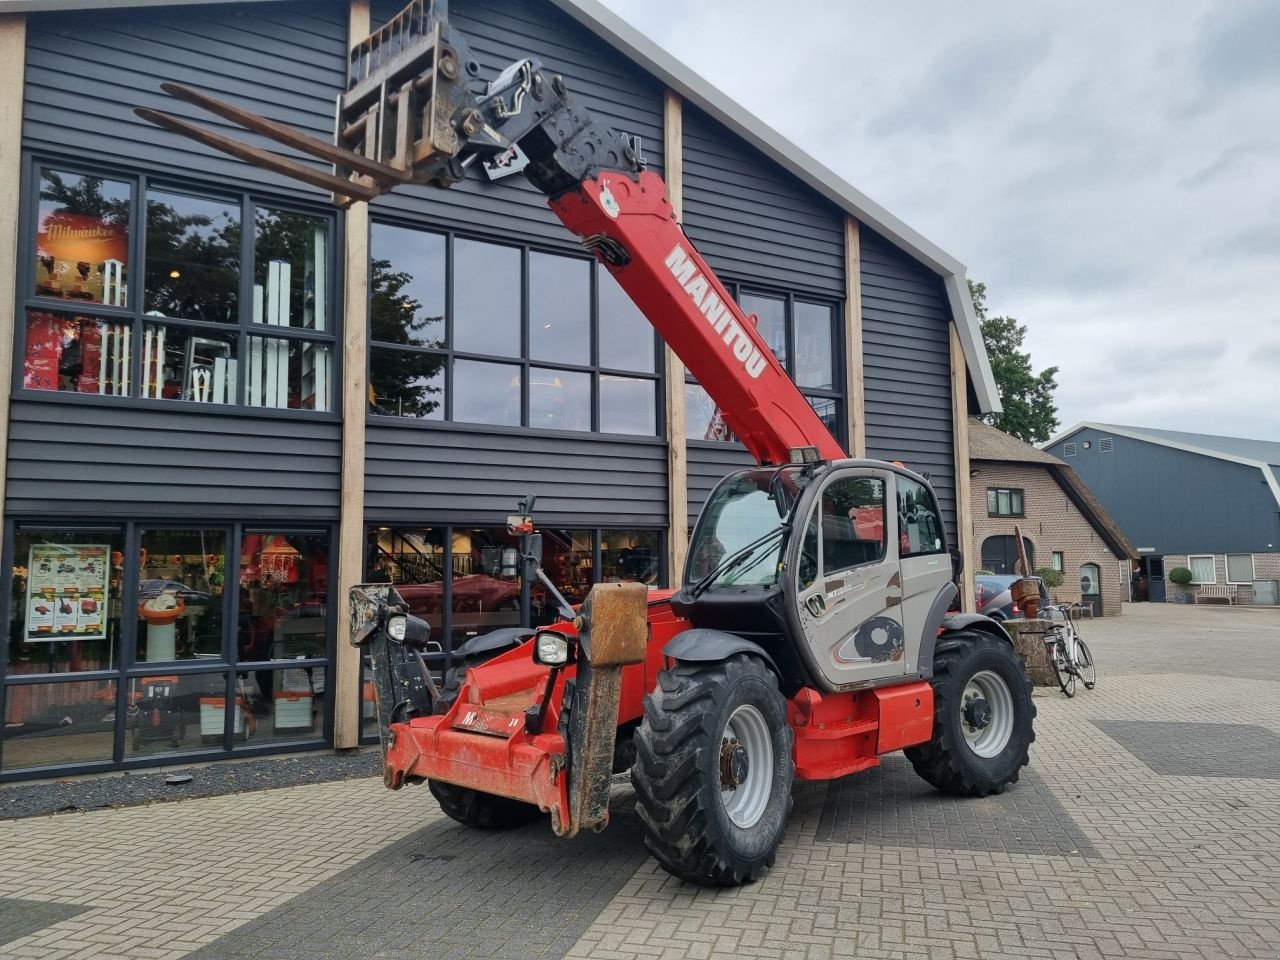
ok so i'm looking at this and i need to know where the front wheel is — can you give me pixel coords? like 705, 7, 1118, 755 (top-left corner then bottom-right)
905, 630, 1036, 797
1076, 639, 1096, 690
632, 654, 794, 887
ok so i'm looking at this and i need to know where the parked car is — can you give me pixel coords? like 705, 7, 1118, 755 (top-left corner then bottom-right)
975, 574, 1049, 621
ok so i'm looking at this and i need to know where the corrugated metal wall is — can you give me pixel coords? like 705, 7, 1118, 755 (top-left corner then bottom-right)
860, 229, 957, 537
369, 0, 664, 250
6, 401, 341, 519
23, 1, 348, 201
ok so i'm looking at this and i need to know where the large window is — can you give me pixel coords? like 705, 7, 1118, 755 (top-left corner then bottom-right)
1188, 555, 1216, 584
986, 487, 1025, 517
3, 523, 333, 775
1226, 554, 1255, 584
369, 223, 659, 435
685, 287, 842, 442
23, 164, 336, 411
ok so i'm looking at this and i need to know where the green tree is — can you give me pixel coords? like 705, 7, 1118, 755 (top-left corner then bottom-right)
969, 280, 1059, 444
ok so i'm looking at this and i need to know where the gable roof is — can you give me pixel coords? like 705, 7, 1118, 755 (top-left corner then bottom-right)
0, 0, 1002, 414
1049, 421, 1280, 514
971, 419, 1136, 560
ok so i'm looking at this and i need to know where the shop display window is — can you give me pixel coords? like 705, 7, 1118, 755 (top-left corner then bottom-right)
232, 665, 325, 747
600, 376, 657, 436
139, 323, 238, 403
23, 311, 133, 395
246, 337, 332, 411
601, 531, 660, 585
2, 680, 116, 771
254, 209, 330, 332
369, 346, 445, 419
598, 269, 654, 374
144, 189, 240, 324
34, 170, 131, 306
237, 532, 329, 666
529, 367, 590, 431
529, 251, 590, 365
449, 528, 524, 649
454, 238, 520, 357
453, 358, 521, 426
22, 165, 336, 414
123, 670, 227, 758
7, 529, 125, 675
136, 529, 227, 662
369, 222, 659, 435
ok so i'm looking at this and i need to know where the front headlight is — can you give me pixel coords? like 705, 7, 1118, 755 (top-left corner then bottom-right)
387, 614, 408, 641
534, 631, 571, 666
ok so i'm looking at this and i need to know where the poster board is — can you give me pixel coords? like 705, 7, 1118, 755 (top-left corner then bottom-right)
25, 543, 111, 641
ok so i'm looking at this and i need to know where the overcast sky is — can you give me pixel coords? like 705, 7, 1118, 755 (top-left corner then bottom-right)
598, 0, 1279, 442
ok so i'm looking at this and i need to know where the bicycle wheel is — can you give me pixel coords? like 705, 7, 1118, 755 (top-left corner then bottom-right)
1076, 639, 1096, 690
1048, 639, 1075, 697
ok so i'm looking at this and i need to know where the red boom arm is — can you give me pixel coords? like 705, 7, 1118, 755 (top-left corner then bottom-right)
551, 173, 847, 466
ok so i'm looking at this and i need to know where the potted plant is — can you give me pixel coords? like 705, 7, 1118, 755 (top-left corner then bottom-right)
1168, 566, 1194, 603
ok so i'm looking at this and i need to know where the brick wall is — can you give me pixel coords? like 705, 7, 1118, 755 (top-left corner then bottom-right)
970, 462, 1128, 616
1163, 553, 1280, 605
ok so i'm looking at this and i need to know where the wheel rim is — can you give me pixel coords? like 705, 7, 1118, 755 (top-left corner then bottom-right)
960, 669, 1014, 758
719, 704, 774, 829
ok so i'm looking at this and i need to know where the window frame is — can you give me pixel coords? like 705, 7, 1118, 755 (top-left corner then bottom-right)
1051, 551, 1064, 572
366, 218, 664, 438
16, 154, 342, 420
684, 281, 845, 446
1225, 553, 1255, 585
1187, 554, 1217, 585
986, 486, 1025, 518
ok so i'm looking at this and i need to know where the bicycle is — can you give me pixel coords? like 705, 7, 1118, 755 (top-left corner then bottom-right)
1041, 604, 1096, 697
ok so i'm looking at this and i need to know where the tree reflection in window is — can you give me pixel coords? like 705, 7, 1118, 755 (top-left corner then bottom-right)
145, 190, 240, 323
369, 256, 445, 419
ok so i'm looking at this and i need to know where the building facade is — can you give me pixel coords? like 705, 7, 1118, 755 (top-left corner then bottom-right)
0, 0, 1000, 780
969, 421, 1134, 617
1045, 423, 1280, 605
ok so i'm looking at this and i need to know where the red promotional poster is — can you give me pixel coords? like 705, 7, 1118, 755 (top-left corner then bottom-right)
23, 312, 64, 391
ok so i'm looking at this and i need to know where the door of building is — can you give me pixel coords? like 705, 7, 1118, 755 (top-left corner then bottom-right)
980, 535, 1036, 575
1080, 563, 1102, 616
1131, 556, 1165, 602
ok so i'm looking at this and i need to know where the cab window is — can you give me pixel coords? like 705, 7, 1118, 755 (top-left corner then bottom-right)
820, 476, 886, 575
897, 475, 945, 557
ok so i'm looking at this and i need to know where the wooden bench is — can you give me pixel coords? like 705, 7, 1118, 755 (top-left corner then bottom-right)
1053, 595, 1095, 618
1195, 585, 1235, 605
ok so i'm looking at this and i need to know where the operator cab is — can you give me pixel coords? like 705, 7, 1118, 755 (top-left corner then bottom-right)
673, 459, 957, 695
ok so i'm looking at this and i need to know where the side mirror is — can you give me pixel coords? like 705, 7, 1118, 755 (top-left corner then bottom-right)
524, 532, 543, 575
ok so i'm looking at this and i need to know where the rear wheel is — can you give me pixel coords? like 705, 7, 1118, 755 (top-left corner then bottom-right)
1048, 637, 1076, 697
1076, 639, 1096, 690
906, 630, 1036, 796
632, 654, 793, 887
427, 780, 543, 830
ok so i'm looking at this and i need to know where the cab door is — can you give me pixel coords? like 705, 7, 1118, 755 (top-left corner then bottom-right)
895, 472, 954, 674
794, 468, 906, 688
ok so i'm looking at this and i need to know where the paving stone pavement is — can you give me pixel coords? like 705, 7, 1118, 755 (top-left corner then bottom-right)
0, 602, 1276, 960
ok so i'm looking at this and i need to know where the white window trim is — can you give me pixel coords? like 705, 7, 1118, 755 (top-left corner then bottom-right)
1188, 554, 1217, 584
1226, 553, 1255, 585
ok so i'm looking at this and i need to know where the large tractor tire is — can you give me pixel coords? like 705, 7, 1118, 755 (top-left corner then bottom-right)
632, 654, 794, 887
905, 630, 1036, 796
428, 780, 543, 830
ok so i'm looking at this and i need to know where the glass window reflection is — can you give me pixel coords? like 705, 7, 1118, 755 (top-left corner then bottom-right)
454, 359, 520, 426
371, 225, 445, 348
600, 376, 656, 436
370, 346, 445, 419
254, 209, 329, 332
598, 271, 654, 373
529, 252, 589, 365
137, 529, 227, 662
36, 170, 131, 307
454, 239, 520, 357
145, 189, 240, 324
529, 366, 590, 431
739, 292, 787, 368
794, 301, 834, 390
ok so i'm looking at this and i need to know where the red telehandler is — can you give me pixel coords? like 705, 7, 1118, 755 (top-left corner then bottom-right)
139, 0, 1035, 886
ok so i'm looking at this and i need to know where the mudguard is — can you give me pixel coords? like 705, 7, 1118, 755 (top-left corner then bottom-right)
663, 628, 779, 675
934, 612, 1015, 656
916, 581, 960, 678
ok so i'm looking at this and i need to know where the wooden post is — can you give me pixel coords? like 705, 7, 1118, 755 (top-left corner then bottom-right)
663, 90, 688, 584
333, 0, 372, 750
950, 325, 976, 612
0, 15, 26, 530
844, 216, 866, 458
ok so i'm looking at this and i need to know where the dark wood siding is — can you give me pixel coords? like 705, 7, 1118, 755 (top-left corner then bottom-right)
365, 424, 667, 526
23, 1, 347, 200
860, 229, 956, 536
682, 104, 844, 298
369, 0, 664, 251
5, 401, 341, 519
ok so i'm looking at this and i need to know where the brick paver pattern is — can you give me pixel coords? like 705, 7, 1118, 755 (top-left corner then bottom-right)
0, 603, 1277, 959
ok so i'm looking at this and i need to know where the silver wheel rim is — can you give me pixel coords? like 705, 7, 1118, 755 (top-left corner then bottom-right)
720, 704, 773, 828
961, 670, 1014, 758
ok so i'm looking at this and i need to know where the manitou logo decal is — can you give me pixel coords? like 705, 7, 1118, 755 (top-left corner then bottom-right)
665, 245, 767, 378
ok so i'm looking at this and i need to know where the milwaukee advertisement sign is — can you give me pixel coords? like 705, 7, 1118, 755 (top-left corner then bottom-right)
38, 211, 128, 265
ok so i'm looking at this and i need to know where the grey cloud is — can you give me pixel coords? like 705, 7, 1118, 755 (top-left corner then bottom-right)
1194, 1, 1280, 98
